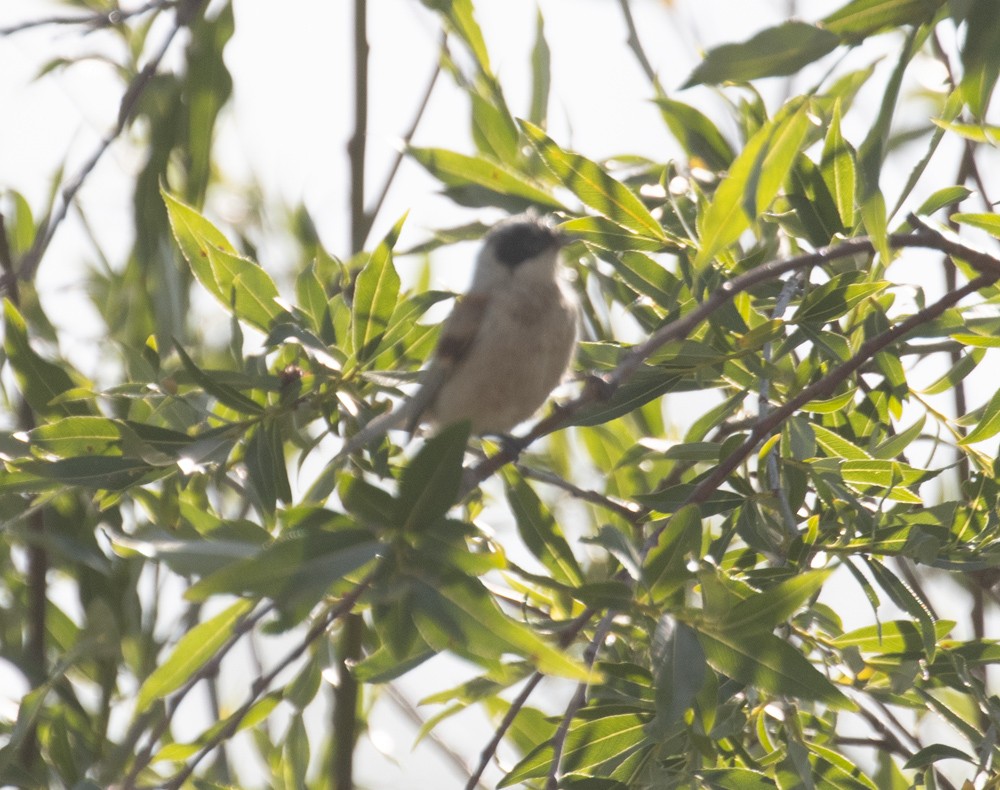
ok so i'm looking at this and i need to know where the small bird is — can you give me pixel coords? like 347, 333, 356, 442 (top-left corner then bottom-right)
338, 213, 579, 457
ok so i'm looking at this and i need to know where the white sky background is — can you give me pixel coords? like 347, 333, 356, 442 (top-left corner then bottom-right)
1, 0, 996, 787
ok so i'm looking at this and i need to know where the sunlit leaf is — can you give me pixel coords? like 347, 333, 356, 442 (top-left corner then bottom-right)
520, 120, 667, 241
682, 22, 840, 87
136, 600, 254, 710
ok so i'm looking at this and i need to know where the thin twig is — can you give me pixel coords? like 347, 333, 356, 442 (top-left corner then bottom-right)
461, 226, 1000, 496
464, 609, 594, 790
3, 0, 204, 292
161, 570, 377, 789
383, 684, 490, 790
616, 0, 662, 94
646, 269, 995, 551
516, 462, 645, 526
363, 33, 444, 241
546, 612, 614, 789
121, 602, 275, 790
0, 0, 173, 36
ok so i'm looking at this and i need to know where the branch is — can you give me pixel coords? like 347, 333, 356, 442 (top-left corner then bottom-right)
546, 612, 614, 789
161, 569, 377, 789
0, 0, 174, 36
464, 609, 594, 790
121, 602, 275, 790
362, 33, 444, 241
516, 462, 645, 526
384, 684, 490, 790
645, 270, 994, 550
2, 0, 206, 292
461, 225, 1000, 496
616, 0, 662, 94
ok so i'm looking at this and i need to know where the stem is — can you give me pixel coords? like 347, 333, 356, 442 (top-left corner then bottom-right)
332, 614, 364, 790
348, 0, 369, 255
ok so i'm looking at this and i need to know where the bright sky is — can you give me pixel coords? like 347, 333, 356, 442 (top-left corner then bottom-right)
1, 0, 988, 786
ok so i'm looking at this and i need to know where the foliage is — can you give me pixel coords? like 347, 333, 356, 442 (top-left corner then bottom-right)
2, 0, 1000, 788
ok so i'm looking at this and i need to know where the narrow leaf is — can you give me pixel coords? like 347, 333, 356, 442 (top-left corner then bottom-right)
520, 120, 667, 241
136, 600, 254, 710
682, 22, 840, 87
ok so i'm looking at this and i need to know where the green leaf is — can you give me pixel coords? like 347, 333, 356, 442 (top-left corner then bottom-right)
902, 744, 973, 769
795, 274, 888, 324
162, 189, 283, 331
136, 599, 254, 710
572, 369, 683, 427
821, 0, 944, 39
408, 146, 564, 209
958, 0, 1000, 119
913, 185, 973, 216
186, 526, 381, 605
682, 22, 840, 87
952, 212, 1000, 238
654, 98, 735, 171
820, 99, 857, 228
812, 424, 872, 460
174, 343, 263, 415
470, 92, 518, 162
695, 103, 812, 267
960, 386, 1000, 444
715, 570, 832, 634
832, 619, 953, 654
643, 505, 701, 598
864, 557, 937, 659
697, 768, 775, 790
21, 455, 161, 490
295, 261, 329, 332
410, 575, 593, 680
26, 416, 125, 457
636, 485, 744, 517
528, 9, 551, 126
244, 420, 291, 515
610, 252, 684, 310
559, 216, 668, 253
650, 621, 706, 734
396, 421, 470, 530
3, 300, 84, 417
931, 119, 1000, 145
421, 0, 491, 75
697, 628, 851, 708
503, 472, 583, 586
519, 120, 667, 241
500, 710, 649, 786
352, 214, 404, 362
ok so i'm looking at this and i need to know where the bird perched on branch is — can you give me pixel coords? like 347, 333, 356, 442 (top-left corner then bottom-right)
337, 213, 579, 458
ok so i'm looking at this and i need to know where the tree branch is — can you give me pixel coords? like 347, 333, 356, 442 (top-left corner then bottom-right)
462, 225, 1000, 496
2, 0, 206, 292
161, 570, 377, 789
464, 609, 594, 790
0, 0, 174, 36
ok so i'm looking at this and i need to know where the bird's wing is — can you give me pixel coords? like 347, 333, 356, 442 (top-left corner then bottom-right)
404, 291, 490, 434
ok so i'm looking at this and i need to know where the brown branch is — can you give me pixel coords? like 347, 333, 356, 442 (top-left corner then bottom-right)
616, 0, 663, 94
121, 602, 275, 790
646, 269, 994, 550
546, 612, 614, 789
464, 609, 594, 790
363, 33, 444, 241
161, 570, 377, 789
0, 0, 173, 35
462, 226, 1000, 496
516, 462, 645, 526
2, 0, 206, 292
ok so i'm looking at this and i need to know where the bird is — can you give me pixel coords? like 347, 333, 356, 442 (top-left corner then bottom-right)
336, 213, 579, 458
